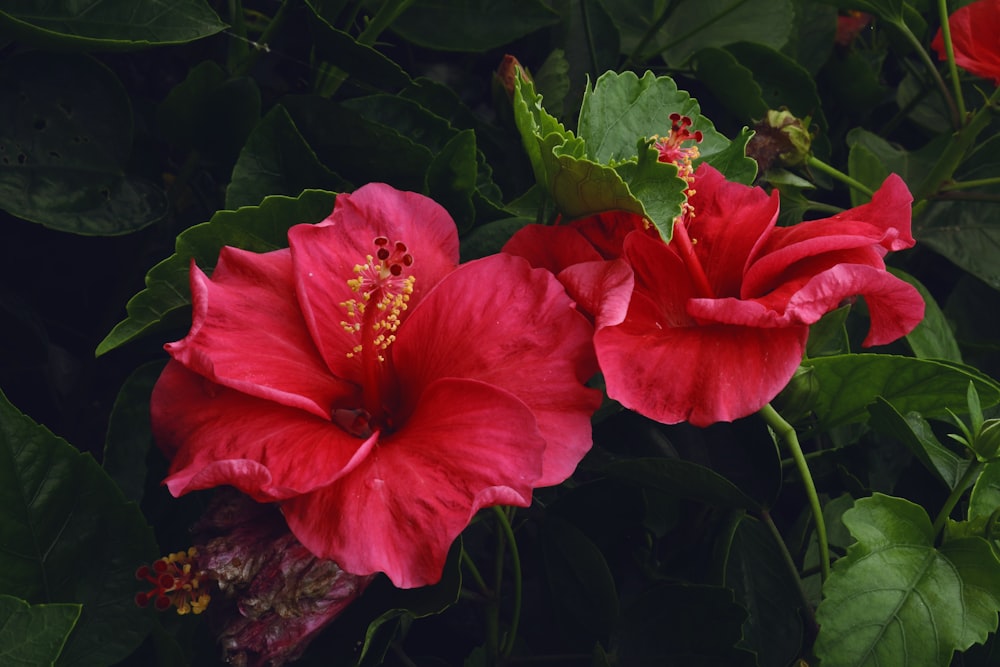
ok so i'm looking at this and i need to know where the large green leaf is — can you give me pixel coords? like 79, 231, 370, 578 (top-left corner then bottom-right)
226, 105, 346, 209
0, 52, 166, 235
0, 596, 80, 667
803, 354, 1000, 430
389, 0, 559, 51
606, 458, 763, 511
102, 361, 165, 504
0, 389, 158, 666
815, 494, 1000, 666
576, 70, 757, 183
95, 190, 337, 355
892, 269, 962, 363
970, 462, 1000, 525
0, 0, 225, 50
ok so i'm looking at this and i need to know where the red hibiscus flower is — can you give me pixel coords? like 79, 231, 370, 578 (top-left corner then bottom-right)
932, 0, 1000, 85
504, 164, 924, 427
151, 183, 600, 588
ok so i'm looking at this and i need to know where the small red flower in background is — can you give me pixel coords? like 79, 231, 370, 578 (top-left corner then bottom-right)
835, 11, 872, 47
151, 183, 600, 589
505, 163, 924, 427
931, 0, 1000, 85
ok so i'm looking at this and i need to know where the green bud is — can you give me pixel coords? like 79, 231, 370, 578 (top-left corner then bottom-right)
747, 109, 813, 171
975, 418, 1000, 460
772, 365, 819, 423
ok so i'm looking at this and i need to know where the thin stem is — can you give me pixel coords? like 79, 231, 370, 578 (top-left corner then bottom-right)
461, 548, 491, 597
803, 200, 846, 215
932, 460, 983, 538
887, 17, 961, 129
759, 403, 830, 582
494, 507, 523, 659
232, 0, 293, 77
486, 512, 506, 667
759, 509, 819, 640
940, 176, 1000, 192
621, 0, 678, 69
935, 0, 968, 122
806, 156, 874, 199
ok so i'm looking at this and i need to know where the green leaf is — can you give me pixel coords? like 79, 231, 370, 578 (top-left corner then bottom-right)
970, 462, 1000, 524
867, 398, 970, 489
0, 52, 166, 235
389, 0, 559, 51
95, 190, 337, 355
577, 70, 757, 182
226, 105, 346, 209
542, 515, 619, 644
103, 361, 165, 504
0, 596, 80, 667
692, 47, 768, 121
718, 515, 804, 667
614, 583, 755, 666
0, 0, 225, 50
0, 388, 158, 666
891, 268, 962, 362
815, 494, 1000, 666
156, 61, 261, 166
305, 2, 412, 89
426, 130, 479, 231
806, 305, 851, 357
606, 458, 763, 511
803, 354, 1000, 430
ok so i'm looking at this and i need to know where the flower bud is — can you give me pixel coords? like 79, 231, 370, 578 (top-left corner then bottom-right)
495, 54, 531, 100
771, 365, 820, 424
747, 109, 813, 172
975, 419, 1000, 460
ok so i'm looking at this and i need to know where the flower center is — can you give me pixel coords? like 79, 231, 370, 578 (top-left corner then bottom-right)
135, 547, 210, 615
338, 236, 416, 426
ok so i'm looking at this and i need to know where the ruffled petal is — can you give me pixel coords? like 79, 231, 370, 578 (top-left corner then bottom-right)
281, 378, 544, 588
392, 253, 601, 487
558, 258, 635, 328
165, 247, 355, 420
685, 164, 780, 298
502, 224, 604, 272
289, 184, 460, 380
152, 361, 376, 501
743, 174, 913, 297
595, 301, 809, 426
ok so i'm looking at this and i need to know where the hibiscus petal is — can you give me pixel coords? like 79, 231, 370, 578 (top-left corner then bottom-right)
289, 184, 460, 380
392, 253, 601, 487
743, 174, 914, 297
595, 303, 809, 426
165, 247, 355, 419
685, 163, 780, 298
558, 258, 635, 328
502, 223, 604, 272
152, 361, 376, 501
281, 378, 544, 588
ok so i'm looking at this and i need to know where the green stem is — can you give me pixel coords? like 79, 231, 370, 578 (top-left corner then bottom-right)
888, 17, 961, 129
493, 507, 523, 659
804, 200, 846, 215
807, 156, 874, 199
760, 509, 819, 639
621, 0, 678, 69
935, 0, 968, 122
939, 176, 1000, 192
759, 403, 830, 582
914, 87, 1000, 202
931, 460, 984, 538
461, 548, 491, 597
232, 0, 293, 77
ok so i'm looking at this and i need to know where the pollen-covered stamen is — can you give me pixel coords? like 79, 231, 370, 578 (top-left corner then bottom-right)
135, 547, 211, 615
338, 236, 416, 423
652, 113, 704, 187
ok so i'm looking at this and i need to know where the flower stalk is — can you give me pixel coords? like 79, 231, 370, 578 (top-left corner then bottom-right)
760, 403, 830, 582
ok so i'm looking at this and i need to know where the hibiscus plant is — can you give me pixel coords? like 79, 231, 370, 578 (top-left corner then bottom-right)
2, 1, 1000, 666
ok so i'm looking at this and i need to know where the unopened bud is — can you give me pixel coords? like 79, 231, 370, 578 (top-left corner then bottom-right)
747, 109, 813, 171
772, 365, 819, 423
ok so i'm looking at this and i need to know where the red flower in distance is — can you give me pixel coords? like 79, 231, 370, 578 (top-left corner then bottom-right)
151, 183, 600, 588
932, 0, 1000, 85
505, 164, 924, 427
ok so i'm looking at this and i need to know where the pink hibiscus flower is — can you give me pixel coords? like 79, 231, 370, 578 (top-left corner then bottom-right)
504, 163, 924, 427
931, 0, 1000, 85
151, 183, 601, 589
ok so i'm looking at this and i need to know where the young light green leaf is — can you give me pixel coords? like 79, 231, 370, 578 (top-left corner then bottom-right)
815, 494, 1000, 666
0, 389, 157, 666
0, 0, 225, 50
0, 596, 80, 667
0, 52, 166, 235
802, 354, 1000, 430
970, 462, 1000, 524
96, 190, 337, 356
577, 70, 757, 183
